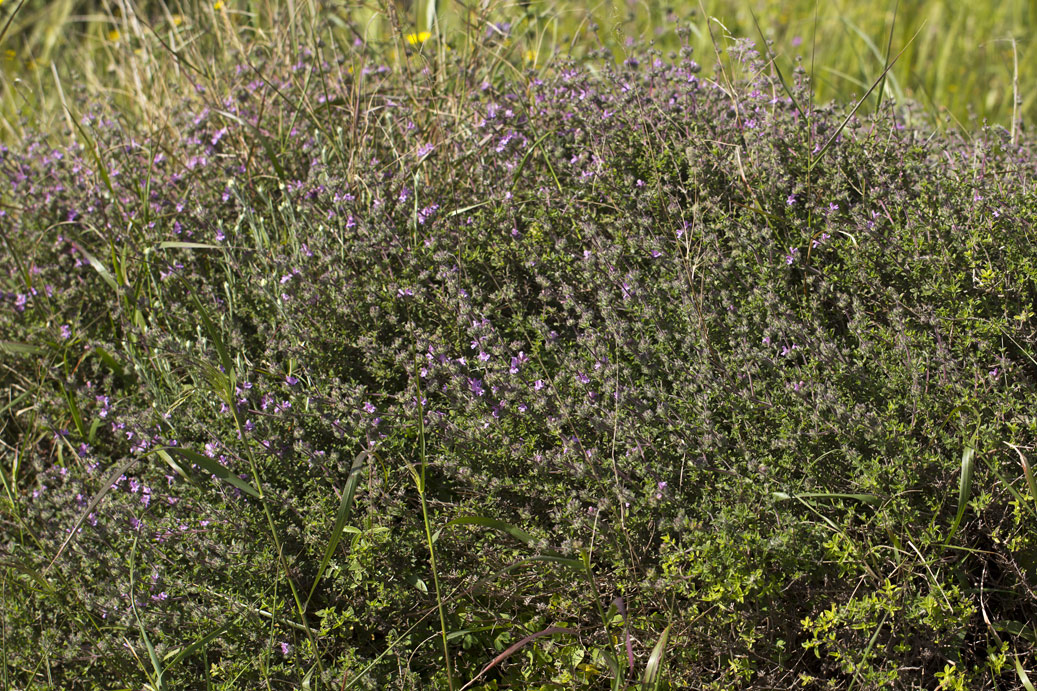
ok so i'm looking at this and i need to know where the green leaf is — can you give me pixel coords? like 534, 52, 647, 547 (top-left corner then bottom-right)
159, 447, 261, 499
443, 516, 536, 547
72, 241, 120, 292
773, 491, 881, 505
946, 444, 976, 544
642, 624, 670, 689
306, 450, 370, 607
0, 341, 45, 356
47, 457, 140, 574
163, 620, 238, 671
157, 241, 223, 251
57, 381, 87, 444
424, 0, 437, 33
1015, 657, 1036, 691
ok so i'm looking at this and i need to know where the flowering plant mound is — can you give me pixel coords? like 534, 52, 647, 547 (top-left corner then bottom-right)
2, 29, 1036, 690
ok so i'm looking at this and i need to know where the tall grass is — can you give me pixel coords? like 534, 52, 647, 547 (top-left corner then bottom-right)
0, 0, 1033, 144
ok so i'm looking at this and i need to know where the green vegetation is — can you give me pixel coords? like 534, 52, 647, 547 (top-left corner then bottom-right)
0, 0, 1034, 141
1, 1, 1036, 688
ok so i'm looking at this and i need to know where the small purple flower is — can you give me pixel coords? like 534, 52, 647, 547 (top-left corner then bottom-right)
468, 378, 485, 397
533, 380, 545, 391
509, 351, 528, 374
280, 642, 291, 656
285, 375, 299, 386
363, 401, 376, 414
61, 324, 71, 339
812, 232, 831, 249
785, 247, 799, 265
477, 351, 490, 362
786, 194, 796, 206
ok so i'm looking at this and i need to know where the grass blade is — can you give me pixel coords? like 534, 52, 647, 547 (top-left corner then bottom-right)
772, 491, 881, 505
1005, 443, 1037, 510
641, 624, 670, 689
159, 447, 261, 499
0, 341, 45, 356
808, 21, 924, 172
45, 457, 140, 574
946, 443, 976, 544
70, 241, 119, 292
305, 449, 370, 607
442, 516, 536, 546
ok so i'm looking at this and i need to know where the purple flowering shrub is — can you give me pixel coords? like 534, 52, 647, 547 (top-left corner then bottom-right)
2, 28, 1037, 689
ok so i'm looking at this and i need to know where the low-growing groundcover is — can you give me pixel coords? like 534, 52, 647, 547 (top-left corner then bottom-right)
2, 27, 1037, 690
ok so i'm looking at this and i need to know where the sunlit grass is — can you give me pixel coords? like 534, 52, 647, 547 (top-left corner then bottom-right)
0, 0, 1033, 145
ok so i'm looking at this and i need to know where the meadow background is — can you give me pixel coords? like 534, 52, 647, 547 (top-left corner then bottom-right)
2, 0, 1037, 689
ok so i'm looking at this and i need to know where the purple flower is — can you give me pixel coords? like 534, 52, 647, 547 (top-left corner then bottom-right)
533, 380, 545, 391
785, 247, 799, 265
477, 351, 490, 362
812, 232, 831, 249
509, 351, 528, 374
61, 324, 71, 339
285, 375, 299, 385
468, 378, 485, 396
363, 401, 376, 414
280, 642, 291, 656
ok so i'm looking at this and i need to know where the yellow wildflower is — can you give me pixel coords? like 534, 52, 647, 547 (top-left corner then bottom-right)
108, 29, 121, 42
405, 31, 431, 46
214, 1, 224, 10
171, 14, 183, 27
524, 49, 537, 65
